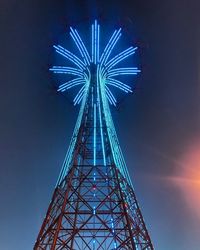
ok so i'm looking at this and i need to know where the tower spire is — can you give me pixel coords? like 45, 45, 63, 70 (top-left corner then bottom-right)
34, 20, 154, 250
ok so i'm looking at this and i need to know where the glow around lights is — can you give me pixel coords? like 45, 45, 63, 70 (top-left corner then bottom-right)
50, 20, 140, 106
52, 21, 140, 186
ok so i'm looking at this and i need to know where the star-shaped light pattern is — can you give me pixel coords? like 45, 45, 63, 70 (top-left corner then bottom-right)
49, 20, 140, 106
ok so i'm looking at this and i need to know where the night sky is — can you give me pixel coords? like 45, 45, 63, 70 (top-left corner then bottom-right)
0, 1, 200, 249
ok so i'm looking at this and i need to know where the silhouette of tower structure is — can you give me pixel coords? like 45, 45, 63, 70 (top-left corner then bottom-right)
34, 20, 154, 250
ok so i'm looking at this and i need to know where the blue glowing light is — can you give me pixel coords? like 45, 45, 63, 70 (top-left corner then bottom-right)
51, 21, 140, 187
93, 103, 97, 166
51, 20, 140, 106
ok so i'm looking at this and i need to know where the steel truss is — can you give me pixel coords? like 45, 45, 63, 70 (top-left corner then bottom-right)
34, 20, 154, 250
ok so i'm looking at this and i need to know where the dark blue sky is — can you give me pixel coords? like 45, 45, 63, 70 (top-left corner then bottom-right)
0, 1, 200, 249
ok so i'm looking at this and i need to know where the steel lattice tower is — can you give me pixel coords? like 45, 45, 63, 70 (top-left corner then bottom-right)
34, 21, 154, 250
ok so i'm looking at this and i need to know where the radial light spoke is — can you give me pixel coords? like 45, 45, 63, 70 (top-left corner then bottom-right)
106, 82, 129, 93
58, 79, 85, 92
54, 45, 86, 69
106, 78, 132, 93
100, 28, 121, 65
36, 21, 154, 250
73, 85, 85, 105
70, 27, 91, 65
106, 47, 137, 69
105, 86, 117, 106
49, 66, 84, 77
51, 20, 139, 106
107, 67, 141, 77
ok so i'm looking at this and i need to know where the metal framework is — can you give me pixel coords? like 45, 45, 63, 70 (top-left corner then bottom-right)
34, 20, 154, 250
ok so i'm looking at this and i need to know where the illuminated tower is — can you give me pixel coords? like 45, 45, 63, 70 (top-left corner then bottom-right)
34, 21, 154, 250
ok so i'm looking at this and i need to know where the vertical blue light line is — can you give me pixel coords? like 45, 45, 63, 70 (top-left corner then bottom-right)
93, 103, 96, 166
93, 239, 96, 250
55, 21, 138, 189
110, 217, 117, 249
97, 24, 100, 63
94, 20, 97, 64
99, 76, 125, 177
92, 87, 94, 107
92, 24, 94, 63
98, 103, 106, 166
97, 67, 106, 166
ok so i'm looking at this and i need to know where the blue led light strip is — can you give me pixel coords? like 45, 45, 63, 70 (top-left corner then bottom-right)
110, 217, 117, 249
105, 86, 117, 106
99, 73, 133, 185
54, 45, 86, 69
94, 20, 97, 64
107, 67, 141, 77
97, 66, 106, 166
70, 27, 90, 65
58, 78, 85, 92
106, 78, 132, 93
97, 24, 100, 63
74, 29, 91, 64
106, 47, 137, 69
99, 76, 125, 176
100, 29, 121, 66
49, 66, 84, 77
101, 29, 122, 65
73, 85, 85, 105
56, 77, 90, 186
93, 103, 97, 166
92, 24, 94, 63
52, 20, 140, 107
52, 20, 140, 187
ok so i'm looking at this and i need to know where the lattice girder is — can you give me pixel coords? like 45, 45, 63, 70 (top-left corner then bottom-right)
34, 21, 153, 250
